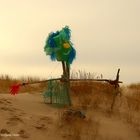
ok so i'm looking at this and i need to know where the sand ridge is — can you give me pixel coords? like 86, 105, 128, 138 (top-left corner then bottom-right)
0, 93, 140, 140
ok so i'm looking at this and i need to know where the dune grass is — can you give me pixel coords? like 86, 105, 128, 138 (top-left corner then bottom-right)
0, 73, 140, 139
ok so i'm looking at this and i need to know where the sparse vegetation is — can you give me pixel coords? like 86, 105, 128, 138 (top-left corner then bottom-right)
0, 74, 47, 93
57, 109, 100, 140
0, 73, 140, 139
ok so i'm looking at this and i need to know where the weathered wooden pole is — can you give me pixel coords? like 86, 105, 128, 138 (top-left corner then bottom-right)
111, 68, 121, 110
61, 61, 71, 106
62, 61, 67, 76
66, 62, 71, 106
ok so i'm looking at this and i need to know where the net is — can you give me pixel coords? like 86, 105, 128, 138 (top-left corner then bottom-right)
43, 80, 71, 106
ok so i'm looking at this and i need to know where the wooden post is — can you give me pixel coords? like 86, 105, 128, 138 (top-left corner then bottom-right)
111, 68, 120, 110
66, 62, 71, 105
61, 61, 71, 106
66, 62, 70, 79
50, 81, 53, 104
62, 61, 66, 76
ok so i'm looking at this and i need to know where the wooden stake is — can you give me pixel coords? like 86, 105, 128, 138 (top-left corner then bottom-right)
62, 61, 66, 76
111, 68, 121, 110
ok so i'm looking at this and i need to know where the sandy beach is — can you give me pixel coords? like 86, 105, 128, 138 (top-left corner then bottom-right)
0, 91, 140, 140
0, 93, 60, 140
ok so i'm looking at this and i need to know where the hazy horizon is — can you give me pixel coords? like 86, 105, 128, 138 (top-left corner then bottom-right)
0, 0, 140, 84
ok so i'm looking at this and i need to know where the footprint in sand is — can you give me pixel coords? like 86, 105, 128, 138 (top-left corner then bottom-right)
0, 106, 15, 112
0, 98, 18, 113
34, 123, 46, 130
34, 120, 47, 130
3, 99, 12, 105
39, 116, 53, 124
6, 115, 24, 126
0, 129, 10, 134
33, 116, 52, 130
18, 129, 30, 138
0, 100, 4, 104
0, 99, 12, 105
0, 129, 10, 139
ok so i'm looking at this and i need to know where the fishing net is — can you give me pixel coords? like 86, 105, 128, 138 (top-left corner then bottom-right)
43, 80, 71, 106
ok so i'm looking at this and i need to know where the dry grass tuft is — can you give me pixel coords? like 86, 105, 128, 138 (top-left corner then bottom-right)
70, 81, 118, 111
57, 109, 100, 140
0, 74, 47, 93
122, 84, 140, 136
1, 73, 140, 139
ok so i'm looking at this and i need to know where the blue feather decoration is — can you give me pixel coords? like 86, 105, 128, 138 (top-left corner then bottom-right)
69, 47, 76, 64
50, 52, 56, 61
48, 31, 59, 48
44, 26, 76, 64
64, 26, 71, 40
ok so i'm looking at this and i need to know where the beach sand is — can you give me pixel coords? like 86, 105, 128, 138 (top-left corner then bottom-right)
0, 93, 140, 140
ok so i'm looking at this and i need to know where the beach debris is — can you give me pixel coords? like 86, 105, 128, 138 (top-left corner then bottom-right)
63, 109, 86, 119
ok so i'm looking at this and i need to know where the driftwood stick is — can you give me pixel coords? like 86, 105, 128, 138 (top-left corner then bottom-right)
62, 61, 66, 76
69, 79, 122, 83
20, 78, 122, 86
111, 68, 121, 110
21, 78, 62, 86
18, 68, 122, 88
19, 78, 122, 86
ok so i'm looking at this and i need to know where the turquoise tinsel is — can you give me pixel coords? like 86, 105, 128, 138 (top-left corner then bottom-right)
44, 26, 76, 64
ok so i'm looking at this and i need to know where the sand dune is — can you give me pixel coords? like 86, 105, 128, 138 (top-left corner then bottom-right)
0, 93, 58, 140
0, 92, 140, 140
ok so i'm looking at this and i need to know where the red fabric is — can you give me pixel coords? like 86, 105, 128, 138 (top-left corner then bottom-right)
10, 84, 21, 95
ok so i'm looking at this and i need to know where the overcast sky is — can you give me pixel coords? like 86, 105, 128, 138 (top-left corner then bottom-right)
0, 0, 140, 84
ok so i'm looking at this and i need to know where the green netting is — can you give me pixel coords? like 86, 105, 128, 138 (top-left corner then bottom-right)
42, 80, 71, 106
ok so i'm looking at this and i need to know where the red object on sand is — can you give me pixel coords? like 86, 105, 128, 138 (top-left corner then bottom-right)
10, 84, 21, 95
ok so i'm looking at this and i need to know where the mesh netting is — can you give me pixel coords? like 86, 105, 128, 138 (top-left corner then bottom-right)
43, 80, 71, 106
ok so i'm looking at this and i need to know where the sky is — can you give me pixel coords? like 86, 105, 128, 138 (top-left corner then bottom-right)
0, 0, 140, 84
